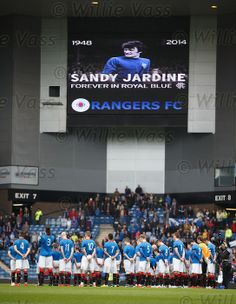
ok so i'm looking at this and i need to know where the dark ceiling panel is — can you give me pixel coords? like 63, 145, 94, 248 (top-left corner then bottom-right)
0, 0, 236, 17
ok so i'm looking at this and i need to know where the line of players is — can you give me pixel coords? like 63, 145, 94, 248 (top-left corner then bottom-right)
8, 229, 217, 288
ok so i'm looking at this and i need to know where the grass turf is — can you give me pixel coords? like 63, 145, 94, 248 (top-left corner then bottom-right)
0, 284, 235, 304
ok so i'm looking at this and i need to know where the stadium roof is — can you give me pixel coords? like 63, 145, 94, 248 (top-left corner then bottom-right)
0, 0, 236, 17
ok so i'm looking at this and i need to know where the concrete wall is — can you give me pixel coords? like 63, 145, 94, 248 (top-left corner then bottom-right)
0, 17, 13, 167
188, 16, 217, 133
0, 17, 107, 193
165, 129, 215, 193
0, 190, 12, 214
165, 14, 236, 194
213, 14, 236, 192
38, 129, 107, 192
11, 16, 41, 167
40, 18, 67, 133
106, 128, 165, 193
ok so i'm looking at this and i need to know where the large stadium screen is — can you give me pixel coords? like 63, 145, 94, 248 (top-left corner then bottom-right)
67, 18, 189, 126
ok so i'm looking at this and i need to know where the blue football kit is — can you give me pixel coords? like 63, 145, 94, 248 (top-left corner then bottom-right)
103, 56, 150, 81
60, 239, 74, 259
38, 234, 55, 257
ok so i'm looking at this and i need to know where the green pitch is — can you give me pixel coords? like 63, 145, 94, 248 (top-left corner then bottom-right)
0, 284, 235, 304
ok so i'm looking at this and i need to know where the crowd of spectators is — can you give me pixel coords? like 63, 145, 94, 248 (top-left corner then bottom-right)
0, 185, 236, 268
0, 208, 30, 249
110, 186, 236, 246
0, 207, 38, 263
47, 207, 87, 231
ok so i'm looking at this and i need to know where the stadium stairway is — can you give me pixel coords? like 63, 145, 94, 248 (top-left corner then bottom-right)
96, 224, 114, 243
0, 267, 9, 280
0, 261, 10, 274
0, 260, 10, 280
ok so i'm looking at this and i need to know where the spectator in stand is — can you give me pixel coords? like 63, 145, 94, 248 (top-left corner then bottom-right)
19, 208, 23, 222
95, 207, 101, 217
148, 194, 154, 206
216, 209, 224, 223
0, 214, 3, 227
9, 231, 15, 242
125, 186, 131, 197
4, 234, 10, 248
34, 208, 43, 224
113, 218, 119, 232
207, 218, 215, 231
119, 228, 126, 242
110, 199, 116, 217
63, 208, 69, 219
79, 210, 85, 229
158, 196, 164, 207
165, 194, 172, 209
31, 232, 38, 243
135, 185, 143, 196
71, 216, 78, 229
202, 228, 209, 240
222, 209, 228, 222
67, 218, 72, 230
171, 198, 177, 217
95, 193, 101, 207
186, 206, 194, 218
232, 220, 236, 234
87, 198, 94, 215
10, 212, 16, 228
5, 220, 12, 234
225, 224, 233, 241
56, 216, 62, 227
69, 208, 78, 220
211, 209, 217, 219
128, 221, 139, 240
195, 216, 203, 229
30, 241, 38, 264
0, 237, 4, 250
204, 208, 210, 219
114, 188, 120, 198
183, 219, 191, 234
105, 200, 111, 215
178, 205, 185, 219
16, 213, 22, 229
165, 207, 170, 226
196, 208, 204, 219
71, 232, 79, 244
61, 217, 67, 228
119, 203, 126, 218
114, 231, 120, 243
49, 218, 55, 226
149, 233, 157, 243
22, 221, 29, 233
24, 207, 30, 223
